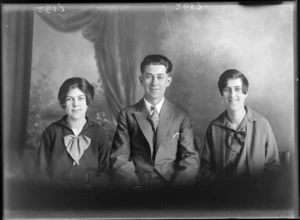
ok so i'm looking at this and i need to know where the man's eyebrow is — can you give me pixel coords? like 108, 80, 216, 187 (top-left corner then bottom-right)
225, 85, 242, 88
66, 95, 85, 98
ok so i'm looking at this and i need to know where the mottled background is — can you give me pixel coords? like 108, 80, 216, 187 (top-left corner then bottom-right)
29, 3, 294, 154
2, 2, 297, 218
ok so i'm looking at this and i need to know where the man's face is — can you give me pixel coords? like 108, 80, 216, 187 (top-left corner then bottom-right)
222, 78, 248, 112
140, 64, 172, 105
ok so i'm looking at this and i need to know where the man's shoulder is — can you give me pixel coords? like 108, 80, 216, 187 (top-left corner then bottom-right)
164, 99, 189, 115
121, 101, 142, 113
119, 99, 190, 115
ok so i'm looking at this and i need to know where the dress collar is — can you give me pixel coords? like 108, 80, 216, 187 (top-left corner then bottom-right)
212, 106, 260, 130
54, 115, 97, 132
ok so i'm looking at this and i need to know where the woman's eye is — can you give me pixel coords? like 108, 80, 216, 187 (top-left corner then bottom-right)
223, 88, 230, 93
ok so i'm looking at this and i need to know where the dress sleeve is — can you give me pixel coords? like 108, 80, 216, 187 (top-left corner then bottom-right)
36, 127, 54, 185
89, 128, 111, 189
97, 129, 110, 173
200, 124, 217, 184
264, 121, 281, 173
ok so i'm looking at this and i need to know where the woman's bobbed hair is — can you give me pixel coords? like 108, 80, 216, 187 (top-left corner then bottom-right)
58, 77, 94, 109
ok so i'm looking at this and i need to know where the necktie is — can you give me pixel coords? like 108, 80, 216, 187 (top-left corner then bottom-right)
148, 106, 159, 131
64, 135, 91, 166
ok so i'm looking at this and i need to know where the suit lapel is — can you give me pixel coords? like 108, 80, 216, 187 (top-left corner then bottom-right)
134, 100, 154, 156
155, 100, 174, 152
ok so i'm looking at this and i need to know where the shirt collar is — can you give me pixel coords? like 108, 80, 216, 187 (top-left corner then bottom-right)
143, 97, 165, 114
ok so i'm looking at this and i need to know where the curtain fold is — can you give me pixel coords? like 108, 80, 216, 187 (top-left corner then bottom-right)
2, 7, 34, 178
38, 7, 101, 32
85, 10, 144, 124
2, 5, 166, 180
37, 7, 162, 124
83, 8, 166, 123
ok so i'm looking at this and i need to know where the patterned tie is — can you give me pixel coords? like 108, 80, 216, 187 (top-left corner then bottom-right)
148, 106, 159, 131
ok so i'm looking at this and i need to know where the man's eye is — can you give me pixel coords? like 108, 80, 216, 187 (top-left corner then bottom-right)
157, 76, 164, 80
235, 88, 242, 92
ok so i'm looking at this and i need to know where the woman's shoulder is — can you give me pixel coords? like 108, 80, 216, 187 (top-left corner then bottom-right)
85, 118, 107, 134
246, 107, 269, 123
42, 116, 69, 134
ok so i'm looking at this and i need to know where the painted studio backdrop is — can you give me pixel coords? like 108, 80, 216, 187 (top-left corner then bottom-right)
2, 2, 296, 213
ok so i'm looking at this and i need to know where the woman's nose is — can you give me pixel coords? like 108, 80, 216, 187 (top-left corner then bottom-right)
73, 99, 79, 106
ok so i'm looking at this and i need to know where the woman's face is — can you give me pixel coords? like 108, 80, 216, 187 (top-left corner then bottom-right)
64, 87, 88, 121
222, 78, 248, 113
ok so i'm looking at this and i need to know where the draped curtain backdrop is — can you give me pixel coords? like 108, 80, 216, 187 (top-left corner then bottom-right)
2, 7, 34, 179
2, 4, 166, 181
38, 5, 165, 124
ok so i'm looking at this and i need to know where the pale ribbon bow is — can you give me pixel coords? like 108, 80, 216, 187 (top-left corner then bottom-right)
63, 135, 91, 166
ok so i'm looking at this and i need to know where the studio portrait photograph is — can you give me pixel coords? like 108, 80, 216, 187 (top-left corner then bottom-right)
2, 1, 298, 219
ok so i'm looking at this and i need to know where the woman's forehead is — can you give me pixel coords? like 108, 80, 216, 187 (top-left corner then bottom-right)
66, 87, 85, 96
226, 78, 243, 87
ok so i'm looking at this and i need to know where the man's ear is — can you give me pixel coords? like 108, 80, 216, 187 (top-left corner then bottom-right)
167, 76, 172, 87
139, 75, 143, 84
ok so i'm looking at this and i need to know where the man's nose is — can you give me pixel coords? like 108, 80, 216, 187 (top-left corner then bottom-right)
151, 76, 158, 85
229, 89, 236, 96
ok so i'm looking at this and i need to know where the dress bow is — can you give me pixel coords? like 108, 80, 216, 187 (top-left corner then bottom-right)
63, 135, 91, 166
226, 130, 246, 153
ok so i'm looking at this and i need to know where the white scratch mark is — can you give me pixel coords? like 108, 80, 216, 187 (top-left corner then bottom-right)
163, 3, 173, 40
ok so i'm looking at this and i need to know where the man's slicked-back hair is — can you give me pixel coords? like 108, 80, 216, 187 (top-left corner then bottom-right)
218, 69, 249, 96
58, 77, 94, 109
140, 54, 173, 75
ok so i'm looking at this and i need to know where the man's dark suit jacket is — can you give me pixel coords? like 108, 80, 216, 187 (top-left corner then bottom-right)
111, 98, 199, 188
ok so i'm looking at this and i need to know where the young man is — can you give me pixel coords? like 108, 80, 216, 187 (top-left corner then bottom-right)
200, 69, 280, 183
111, 54, 199, 189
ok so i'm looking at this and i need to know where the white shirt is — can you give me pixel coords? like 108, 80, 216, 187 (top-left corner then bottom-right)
143, 97, 164, 115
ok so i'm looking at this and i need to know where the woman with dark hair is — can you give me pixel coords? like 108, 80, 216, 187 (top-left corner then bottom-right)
200, 69, 280, 184
36, 77, 110, 189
